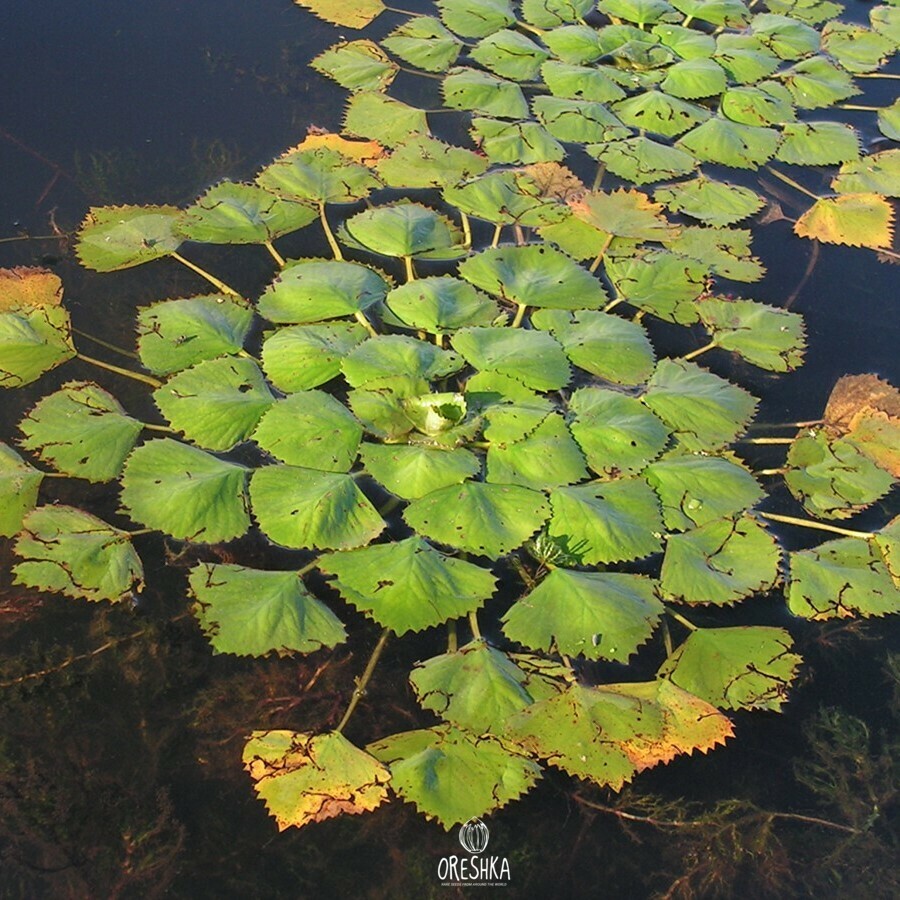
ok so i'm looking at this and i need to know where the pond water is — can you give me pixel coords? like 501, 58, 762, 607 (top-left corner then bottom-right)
0, 1, 898, 897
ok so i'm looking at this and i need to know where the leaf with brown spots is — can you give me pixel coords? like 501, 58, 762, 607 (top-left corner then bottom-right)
0, 267, 63, 312
794, 193, 895, 249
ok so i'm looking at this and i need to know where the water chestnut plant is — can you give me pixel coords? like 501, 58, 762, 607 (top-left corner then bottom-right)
1, 0, 898, 832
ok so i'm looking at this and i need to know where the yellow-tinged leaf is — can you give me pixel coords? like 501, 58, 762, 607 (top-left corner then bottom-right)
522, 162, 585, 201
294, 0, 385, 29
243, 730, 390, 831
293, 129, 386, 165
569, 188, 675, 241
794, 193, 895, 249
0, 267, 63, 312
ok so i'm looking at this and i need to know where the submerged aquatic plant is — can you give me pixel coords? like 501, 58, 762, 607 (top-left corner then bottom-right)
1, 0, 898, 832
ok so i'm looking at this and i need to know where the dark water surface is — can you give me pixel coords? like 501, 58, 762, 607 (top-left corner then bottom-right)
0, 1, 898, 898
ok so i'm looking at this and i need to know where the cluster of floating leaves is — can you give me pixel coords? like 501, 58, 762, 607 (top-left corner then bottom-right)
0, 0, 898, 831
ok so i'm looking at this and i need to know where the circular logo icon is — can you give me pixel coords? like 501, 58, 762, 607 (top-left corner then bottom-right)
458, 817, 490, 854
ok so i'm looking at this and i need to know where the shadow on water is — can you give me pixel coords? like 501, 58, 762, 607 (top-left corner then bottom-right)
0, 0, 898, 897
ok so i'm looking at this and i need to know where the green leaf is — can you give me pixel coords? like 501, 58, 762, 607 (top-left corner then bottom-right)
348, 383, 425, 441
75, 205, 182, 272
451, 327, 571, 391
402, 392, 472, 440
676, 118, 780, 169
532, 96, 631, 144
0, 443, 43, 537
751, 12, 821, 58
540, 61, 627, 103
661, 515, 780, 605
543, 25, 604, 64
243, 730, 390, 831
359, 443, 480, 500
522, 0, 594, 28
258, 260, 388, 324
442, 67, 529, 119
781, 57, 859, 109
765, 0, 843, 26
293, 0, 386, 29
311, 40, 399, 92
785, 431, 895, 520
643, 359, 757, 451
721, 83, 797, 126
178, 182, 316, 244
256, 146, 380, 205
547, 478, 664, 565
871, 5, 900, 45
664, 226, 765, 283
18, 381, 142, 482
570, 189, 674, 242
586, 136, 697, 186
605, 251, 706, 324
568, 388, 670, 477
503, 569, 664, 662
822, 22, 895, 73
339, 203, 466, 260
386, 276, 500, 334
343, 93, 429, 146
252, 391, 362, 472
470, 30, 549, 82
613, 91, 711, 138
445, 170, 570, 228
0, 306, 75, 388
382, 17, 462, 72
661, 58, 729, 99
368, 725, 540, 828
713, 33, 780, 83
655, 177, 765, 227
342, 335, 463, 387
832, 149, 900, 197
659, 626, 801, 711
788, 536, 900, 619
321, 536, 496, 632
644, 452, 764, 531
14, 506, 143, 602
776, 121, 860, 166
154, 357, 274, 452
653, 23, 717, 59
375, 136, 488, 189
410, 640, 533, 732
458, 245, 607, 311
437, 0, 516, 37
471, 118, 565, 165
250, 466, 383, 550
404, 481, 550, 558
598, 0, 679, 26
481, 395, 554, 443
487, 413, 588, 490
878, 100, 900, 141
136, 295, 252, 376
120, 439, 250, 542
260, 322, 367, 392
190, 563, 346, 656
696, 297, 806, 372
531, 309, 655, 385
670, 0, 749, 26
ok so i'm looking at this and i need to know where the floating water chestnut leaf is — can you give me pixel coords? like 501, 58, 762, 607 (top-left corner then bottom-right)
653, 22, 717, 58
661, 515, 780, 605
780, 56, 859, 108
714, 33, 781, 84
342, 335, 463, 387
662, 58, 729, 99
877, 99, 900, 141
570, 189, 674, 243
250, 466, 383, 550
375, 136, 488, 190
359, 444, 480, 500
404, 481, 550, 558
382, 17, 462, 72
586, 136, 697, 185
339, 203, 467, 260
503, 570, 664, 663
822, 21, 895, 72
258, 259, 388, 324
481, 395, 554, 444
470, 30, 550, 82
14, 505, 143, 602
19, 381, 143, 482
386, 277, 500, 333
776, 121, 860, 166
120, 439, 250, 542
136, 295, 252, 376
613, 90, 711, 138
655, 177, 765, 227
190, 563, 347, 656
471, 118, 566, 165
0, 443, 43, 537
696, 296, 807, 372
540, 60, 627, 104
751, 12, 822, 59
75, 205, 182, 272
321, 536, 495, 632
343, 93, 429, 146
0, 266, 64, 311
243, 730, 390, 832
671, 0, 750, 27
442, 67, 530, 119
534, 97, 632, 146
658, 626, 801, 711
368, 725, 541, 828
252, 391, 363, 472
410, 640, 533, 733
794, 193, 895, 249
445, 170, 569, 228
677, 118, 780, 169
788, 536, 900, 619
598, 0, 679, 27
765, 0, 844, 27
720, 83, 797, 126
311, 40, 399, 93
522, 0, 593, 27
260, 322, 368, 393
644, 452, 764, 531
437, 0, 516, 37
832, 149, 900, 197
665, 226, 765, 283
606, 251, 706, 323
0, 304, 75, 388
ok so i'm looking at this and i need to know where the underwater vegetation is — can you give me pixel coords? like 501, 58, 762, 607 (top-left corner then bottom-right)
0, 0, 898, 845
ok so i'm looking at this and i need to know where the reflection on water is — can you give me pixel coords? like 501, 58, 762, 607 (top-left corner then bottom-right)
0, 0, 898, 896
